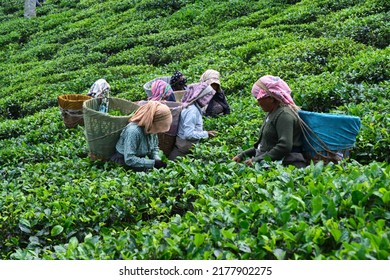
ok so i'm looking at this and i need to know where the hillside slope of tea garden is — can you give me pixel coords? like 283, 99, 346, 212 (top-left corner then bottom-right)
0, 0, 389, 260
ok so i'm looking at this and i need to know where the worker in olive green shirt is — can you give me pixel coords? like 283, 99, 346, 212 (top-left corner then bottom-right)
233, 75, 306, 168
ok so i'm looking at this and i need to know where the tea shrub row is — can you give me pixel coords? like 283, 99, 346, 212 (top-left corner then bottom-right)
0, 0, 389, 259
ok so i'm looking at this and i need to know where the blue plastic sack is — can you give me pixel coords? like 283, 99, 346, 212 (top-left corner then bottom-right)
298, 110, 361, 153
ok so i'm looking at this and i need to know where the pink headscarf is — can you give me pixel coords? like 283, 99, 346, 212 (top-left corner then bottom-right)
181, 82, 215, 108
251, 75, 296, 106
149, 80, 174, 101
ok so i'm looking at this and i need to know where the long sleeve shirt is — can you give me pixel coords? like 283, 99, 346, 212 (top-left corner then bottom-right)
115, 122, 160, 169
205, 89, 230, 117
239, 106, 303, 162
177, 104, 209, 141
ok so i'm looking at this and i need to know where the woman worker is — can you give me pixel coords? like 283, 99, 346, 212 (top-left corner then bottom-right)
168, 82, 218, 160
199, 69, 230, 117
232, 75, 306, 168
170, 71, 188, 91
110, 101, 172, 171
148, 80, 175, 102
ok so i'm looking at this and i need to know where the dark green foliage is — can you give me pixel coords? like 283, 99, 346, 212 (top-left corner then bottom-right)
0, 0, 389, 260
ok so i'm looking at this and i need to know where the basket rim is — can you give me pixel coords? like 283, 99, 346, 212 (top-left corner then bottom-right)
83, 97, 138, 119
58, 94, 92, 110
58, 94, 92, 100
58, 95, 92, 109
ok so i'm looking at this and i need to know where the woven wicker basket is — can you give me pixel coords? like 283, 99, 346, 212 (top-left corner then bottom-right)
58, 94, 92, 128
173, 90, 185, 102
158, 101, 182, 156
158, 133, 176, 157
83, 97, 140, 160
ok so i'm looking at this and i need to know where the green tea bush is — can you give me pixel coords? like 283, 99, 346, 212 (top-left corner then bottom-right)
165, 5, 201, 28
292, 74, 389, 112
316, 0, 366, 12
339, 96, 390, 163
0, 0, 23, 16
316, 0, 389, 48
6, 161, 389, 260
0, 31, 20, 47
261, 3, 320, 26
137, 28, 203, 49
111, 0, 137, 13
92, 36, 135, 55
136, 0, 191, 13
11, 43, 60, 62
196, 1, 260, 27
0, 0, 389, 261
248, 38, 367, 79
336, 48, 390, 84
327, 13, 389, 48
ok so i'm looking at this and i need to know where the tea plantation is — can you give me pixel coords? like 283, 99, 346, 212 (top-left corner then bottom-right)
0, 0, 389, 260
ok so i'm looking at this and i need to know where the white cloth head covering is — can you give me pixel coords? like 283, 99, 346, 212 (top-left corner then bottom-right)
200, 69, 221, 86
87, 79, 110, 98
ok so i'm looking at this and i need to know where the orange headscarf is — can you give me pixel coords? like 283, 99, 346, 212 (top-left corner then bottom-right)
130, 101, 172, 134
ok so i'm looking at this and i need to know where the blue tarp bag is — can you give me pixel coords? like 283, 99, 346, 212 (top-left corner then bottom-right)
298, 110, 361, 163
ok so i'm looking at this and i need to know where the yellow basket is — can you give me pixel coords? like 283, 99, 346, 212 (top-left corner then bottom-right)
58, 94, 92, 110
58, 94, 92, 128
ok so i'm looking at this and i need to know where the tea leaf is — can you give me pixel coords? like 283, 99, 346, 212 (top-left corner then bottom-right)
51, 225, 64, 237
194, 233, 205, 247
311, 195, 323, 215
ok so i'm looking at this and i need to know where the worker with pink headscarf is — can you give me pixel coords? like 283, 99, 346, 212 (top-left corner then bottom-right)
149, 80, 175, 101
168, 82, 218, 160
232, 75, 306, 168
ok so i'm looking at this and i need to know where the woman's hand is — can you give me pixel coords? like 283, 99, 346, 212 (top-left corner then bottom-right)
232, 155, 242, 162
244, 159, 253, 166
154, 160, 167, 169
207, 130, 217, 138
